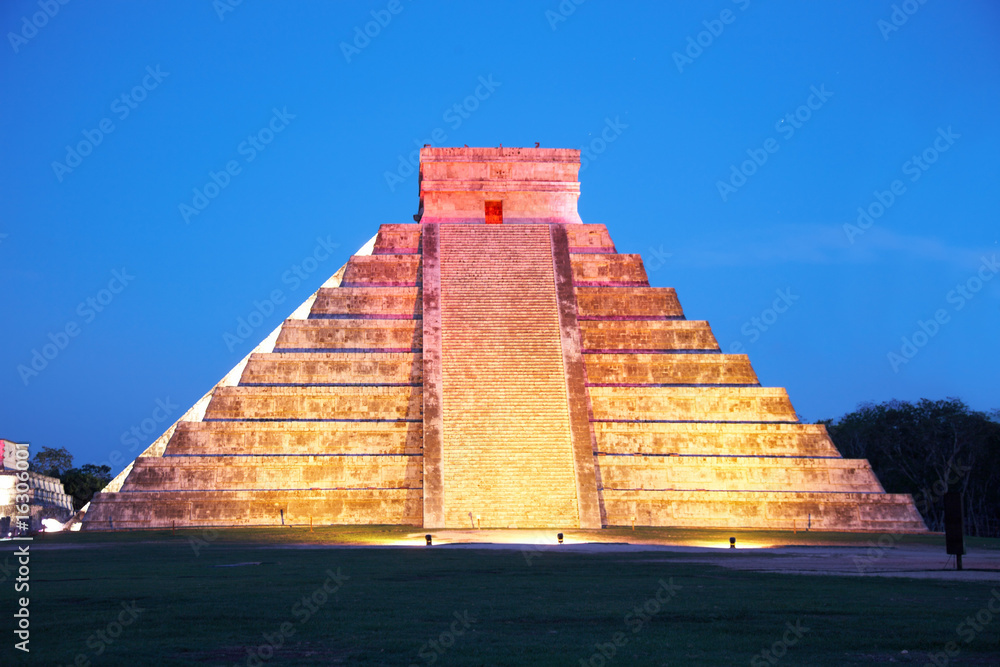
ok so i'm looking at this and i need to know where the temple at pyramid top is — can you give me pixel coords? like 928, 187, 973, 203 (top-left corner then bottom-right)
416, 146, 583, 225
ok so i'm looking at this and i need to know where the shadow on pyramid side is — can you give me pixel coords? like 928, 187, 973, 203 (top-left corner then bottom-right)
83, 147, 926, 533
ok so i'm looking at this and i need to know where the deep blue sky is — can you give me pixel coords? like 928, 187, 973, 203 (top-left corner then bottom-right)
3, 1, 998, 473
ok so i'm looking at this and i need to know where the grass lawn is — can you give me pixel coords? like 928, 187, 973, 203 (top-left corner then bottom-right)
6, 527, 1000, 666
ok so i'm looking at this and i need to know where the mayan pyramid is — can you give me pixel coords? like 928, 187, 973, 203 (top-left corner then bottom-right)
84, 147, 926, 532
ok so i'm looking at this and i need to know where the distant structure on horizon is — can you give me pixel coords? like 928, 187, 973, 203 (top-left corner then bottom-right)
84, 147, 926, 533
1, 439, 75, 534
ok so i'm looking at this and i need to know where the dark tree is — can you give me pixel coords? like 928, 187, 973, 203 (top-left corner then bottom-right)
28, 446, 74, 478
824, 398, 1000, 536
61, 464, 113, 511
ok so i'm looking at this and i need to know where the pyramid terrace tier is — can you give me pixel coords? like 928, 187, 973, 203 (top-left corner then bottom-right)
576, 287, 684, 319
372, 224, 422, 255
121, 455, 421, 492
341, 255, 421, 287
85, 488, 423, 529
309, 287, 421, 320
585, 353, 758, 386
203, 385, 422, 421
594, 422, 842, 457
570, 254, 648, 286
239, 352, 422, 385
274, 319, 421, 352
598, 455, 885, 493
563, 224, 617, 253
603, 490, 928, 532
589, 386, 798, 422
163, 421, 422, 456
581, 320, 720, 352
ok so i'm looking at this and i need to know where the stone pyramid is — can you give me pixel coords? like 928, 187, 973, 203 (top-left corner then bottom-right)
84, 147, 926, 532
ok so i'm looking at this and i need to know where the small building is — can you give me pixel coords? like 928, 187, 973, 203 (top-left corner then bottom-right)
0, 439, 75, 534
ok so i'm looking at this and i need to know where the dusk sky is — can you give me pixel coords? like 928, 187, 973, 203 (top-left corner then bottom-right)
3, 0, 997, 474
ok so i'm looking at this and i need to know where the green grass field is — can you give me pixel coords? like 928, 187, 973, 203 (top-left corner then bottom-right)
6, 527, 999, 666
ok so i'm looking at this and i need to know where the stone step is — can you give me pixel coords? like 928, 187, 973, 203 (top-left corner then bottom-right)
570, 254, 649, 286
576, 287, 684, 319
204, 385, 422, 421
585, 353, 757, 385
589, 386, 797, 422
275, 319, 421, 351
122, 455, 421, 491
164, 420, 421, 456
309, 287, 420, 319
239, 352, 422, 385
594, 422, 842, 457
373, 224, 422, 254
83, 488, 422, 529
342, 255, 421, 286
580, 320, 719, 352
603, 490, 927, 532
430, 223, 582, 528
598, 455, 884, 493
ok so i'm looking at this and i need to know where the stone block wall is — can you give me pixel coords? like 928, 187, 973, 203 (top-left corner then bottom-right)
564, 224, 616, 253
372, 224, 422, 254
310, 287, 421, 319
593, 422, 841, 457
585, 353, 758, 385
601, 490, 926, 532
576, 287, 684, 319
597, 456, 884, 493
165, 421, 421, 456
85, 224, 427, 529
239, 352, 421, 385
85, 488, 422, 528
580, 320, 720, 352
342, 255, 421, 287
569, 222, 925, 532
570, 254, 649, 286
274, 320, 421, 351
589, 387, 798, 422
122, 455, 420, 491
417, 147, 583, 224
203, 385, 422, 421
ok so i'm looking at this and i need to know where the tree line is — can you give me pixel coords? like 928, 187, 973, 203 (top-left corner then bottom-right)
28, 446, 112, 512
822, 398, 1000, 537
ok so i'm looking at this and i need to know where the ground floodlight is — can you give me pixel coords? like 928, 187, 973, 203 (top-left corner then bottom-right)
730, 537, 736, 549
425, 534, 432, 546
557, 532, 564, 544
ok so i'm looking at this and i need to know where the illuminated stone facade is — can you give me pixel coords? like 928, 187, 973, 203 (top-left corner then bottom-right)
84, 147, 926, 532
